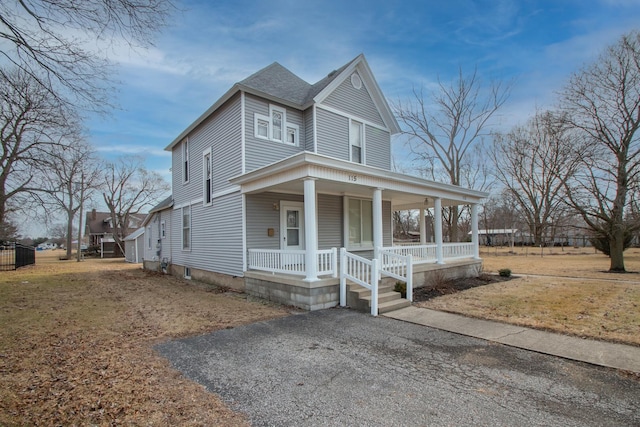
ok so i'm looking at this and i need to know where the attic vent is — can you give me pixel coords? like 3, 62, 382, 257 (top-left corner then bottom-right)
351, 73, 362, 90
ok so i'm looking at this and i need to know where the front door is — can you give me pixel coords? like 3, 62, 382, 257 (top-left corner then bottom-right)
280, 202, 304, 250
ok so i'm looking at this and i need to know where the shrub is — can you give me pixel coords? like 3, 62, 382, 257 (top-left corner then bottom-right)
394, 281, 407, 298
498, 268, 511, 277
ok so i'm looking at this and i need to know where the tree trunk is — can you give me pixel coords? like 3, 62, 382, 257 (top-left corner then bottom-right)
66, 215, 73, 259
449, 205, 459, 242
609, 229, 626, 272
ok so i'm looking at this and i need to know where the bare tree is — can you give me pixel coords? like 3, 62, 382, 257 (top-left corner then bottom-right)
560, 30, 640, 272
103, 157, 170, 254
0, 68, 78, 237
0, 0, 175, 112
492, 111, 583, 246
395, 67, 510, 241
36, 141, 102, 258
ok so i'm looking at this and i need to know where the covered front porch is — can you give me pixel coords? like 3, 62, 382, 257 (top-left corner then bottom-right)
231, 152, 487, 311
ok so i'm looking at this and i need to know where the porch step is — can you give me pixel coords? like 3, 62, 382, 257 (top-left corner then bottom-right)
346, 284, 411, 314
377, 298, 412, 314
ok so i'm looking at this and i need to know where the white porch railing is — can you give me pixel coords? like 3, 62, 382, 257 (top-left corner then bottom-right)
376, 247, 413, 302
442, 242, 475, 260
339, 248, 379, 316
384, 243, 476, 263
247, 248, 337, 277
382, 244, 437, 263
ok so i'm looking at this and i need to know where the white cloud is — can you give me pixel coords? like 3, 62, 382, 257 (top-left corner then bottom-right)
94, 144, 170, 157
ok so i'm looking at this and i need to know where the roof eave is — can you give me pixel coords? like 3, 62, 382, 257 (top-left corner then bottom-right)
229, 152, 488, 200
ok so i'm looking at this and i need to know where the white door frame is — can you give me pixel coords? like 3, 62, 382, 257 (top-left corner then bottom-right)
280, 201, 305, 250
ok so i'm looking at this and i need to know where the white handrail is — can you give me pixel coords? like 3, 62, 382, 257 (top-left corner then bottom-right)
377, 247, 413, 302
339, 248, 379, 316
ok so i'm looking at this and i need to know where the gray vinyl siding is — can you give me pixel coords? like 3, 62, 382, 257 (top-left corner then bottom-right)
244, 94, 304, 171
245, 193, 386, 252
323, 71, 385, 127
155, 209, 172, 261
365, 125, 391, 170
171, 192, 243, 277
304, 107, 314, 152
317, 194, 342, 249
246, 193, 303, 250
172, 93, 242, 206
316, 107, 349, 161
143, 215, 158, 262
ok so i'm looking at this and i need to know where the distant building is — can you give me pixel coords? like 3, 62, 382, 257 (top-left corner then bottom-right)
84, 209, 146, 257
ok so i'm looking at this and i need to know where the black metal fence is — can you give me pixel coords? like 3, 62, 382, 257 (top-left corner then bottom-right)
0, 243, 36, 271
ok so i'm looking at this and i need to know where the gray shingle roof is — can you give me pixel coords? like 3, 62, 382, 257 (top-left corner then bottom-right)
239, 55, 360, 107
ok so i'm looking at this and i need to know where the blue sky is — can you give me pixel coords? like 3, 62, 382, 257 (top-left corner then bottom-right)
89, 0, 640, 182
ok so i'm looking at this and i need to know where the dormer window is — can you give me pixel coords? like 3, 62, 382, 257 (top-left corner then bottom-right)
254, 104, 299, 146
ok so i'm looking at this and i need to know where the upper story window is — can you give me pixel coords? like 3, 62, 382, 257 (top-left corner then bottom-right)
254, 104, 299, 146
271, 107, 284, 142
350, 120, 363, 163
203, 148, 212, 205
182, 138, 189, 184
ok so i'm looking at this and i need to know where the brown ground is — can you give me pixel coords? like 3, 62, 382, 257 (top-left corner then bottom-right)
415, 246, 640, 346
3, 247, 640, 425
0, 251, 291, 426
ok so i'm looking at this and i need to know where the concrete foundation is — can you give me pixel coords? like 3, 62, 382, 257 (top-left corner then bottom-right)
245, 259, 482, 310
245, 272, 340, 311
142, 260, 245, 291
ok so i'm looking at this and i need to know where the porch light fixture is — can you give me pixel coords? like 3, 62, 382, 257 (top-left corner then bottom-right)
273, 203, 279, 211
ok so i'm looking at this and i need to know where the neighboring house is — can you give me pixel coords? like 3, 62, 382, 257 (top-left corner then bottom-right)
141, 196, 173, 271
155, 54, 487, 311
85, 209, 146, 258
124, 227, 145, 263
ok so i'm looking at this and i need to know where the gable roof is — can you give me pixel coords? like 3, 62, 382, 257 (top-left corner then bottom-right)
165, 54, 399, 150
142, 196, 173, 226
124, 227, 145, 241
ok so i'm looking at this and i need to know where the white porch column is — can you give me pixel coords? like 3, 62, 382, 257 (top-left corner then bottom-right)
434, 197, 444, 264
373, 188, 383, 252
471, 203, 480, 260
303, 178, 318, 282
419, 207, 426, 245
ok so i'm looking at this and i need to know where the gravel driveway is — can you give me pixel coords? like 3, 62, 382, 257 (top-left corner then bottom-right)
156, 309, 639, 426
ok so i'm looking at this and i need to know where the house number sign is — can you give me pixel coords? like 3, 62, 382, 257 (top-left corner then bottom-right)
348, 175, 358, 182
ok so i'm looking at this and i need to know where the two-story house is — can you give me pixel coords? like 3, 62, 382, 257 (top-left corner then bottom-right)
149, 54, 487, 312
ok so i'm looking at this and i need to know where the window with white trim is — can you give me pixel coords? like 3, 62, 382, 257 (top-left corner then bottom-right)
203, 148, 212, 205
182, 205, 191, 250
286, 124, 299, 145
271, 106, 284, 142
350, 120, 363, 163
254, 104, 299, 146
147, 226, 152, 249
182, 138, 189, 183
347, 198, 373, 248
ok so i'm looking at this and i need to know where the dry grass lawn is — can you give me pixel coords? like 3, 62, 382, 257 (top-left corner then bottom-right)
0, 250, 291, 426
3, 246, 639, 425
418, 246, 640, 346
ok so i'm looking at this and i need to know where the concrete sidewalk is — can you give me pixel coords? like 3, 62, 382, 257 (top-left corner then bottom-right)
384, 306, 640, 374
